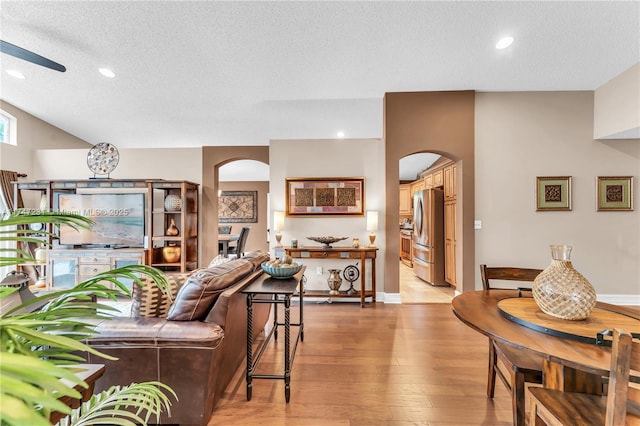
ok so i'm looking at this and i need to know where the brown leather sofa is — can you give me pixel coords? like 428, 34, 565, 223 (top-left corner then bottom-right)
83, 251, 271, 426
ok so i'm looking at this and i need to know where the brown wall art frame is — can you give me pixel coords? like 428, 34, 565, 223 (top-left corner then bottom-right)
218, 190, 258, 223
286, 177, 365, 216
597, 176, 633, 211
536, 176, 572, 211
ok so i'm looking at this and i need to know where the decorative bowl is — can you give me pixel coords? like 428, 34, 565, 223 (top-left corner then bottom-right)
261, 262, 303, 279
306, 236, 349, 248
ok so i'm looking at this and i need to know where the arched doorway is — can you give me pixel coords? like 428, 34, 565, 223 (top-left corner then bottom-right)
201, 146, 269, 265
398, 152, 455, 303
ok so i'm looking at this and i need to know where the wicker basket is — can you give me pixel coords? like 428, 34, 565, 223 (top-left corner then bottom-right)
532, 245, 596, 320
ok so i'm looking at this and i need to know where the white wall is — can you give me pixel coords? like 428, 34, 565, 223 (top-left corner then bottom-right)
476, 91, 640, 303
269, 139, 387, 296
594, 62, 640, 139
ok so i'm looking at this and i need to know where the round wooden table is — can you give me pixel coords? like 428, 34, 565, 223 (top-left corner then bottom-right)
451, 290, 640, 392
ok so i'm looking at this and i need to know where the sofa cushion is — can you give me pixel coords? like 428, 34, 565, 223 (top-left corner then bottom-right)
240, 250, 270, 271
167, 259, 254, 321
131, 272, 190, 318
207, 254, 232, 268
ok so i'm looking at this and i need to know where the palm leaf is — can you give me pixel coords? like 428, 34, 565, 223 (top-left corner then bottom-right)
0, 210, 176, 426
56, 382, 176, 426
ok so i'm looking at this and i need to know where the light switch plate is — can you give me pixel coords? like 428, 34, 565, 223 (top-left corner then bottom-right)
474, 220, 482, 230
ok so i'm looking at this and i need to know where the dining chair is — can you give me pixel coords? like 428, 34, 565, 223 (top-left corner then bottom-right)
218, 225, 232, 234
227, 226, 250, 259
528, 328, 640, 425
480, 264, 544, 426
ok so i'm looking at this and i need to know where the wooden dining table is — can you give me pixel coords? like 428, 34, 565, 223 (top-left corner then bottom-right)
452, 290, 640, 394
218, 233, 239, 257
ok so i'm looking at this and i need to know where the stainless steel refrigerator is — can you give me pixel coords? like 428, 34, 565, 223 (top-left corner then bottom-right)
412, 188, 447, 286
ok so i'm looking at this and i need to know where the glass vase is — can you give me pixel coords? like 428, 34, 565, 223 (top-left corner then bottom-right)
532, 245, 596, 320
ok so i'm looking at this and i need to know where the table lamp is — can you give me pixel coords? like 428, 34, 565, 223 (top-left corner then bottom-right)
273, 211, 285, 247
366, 210, 378, 247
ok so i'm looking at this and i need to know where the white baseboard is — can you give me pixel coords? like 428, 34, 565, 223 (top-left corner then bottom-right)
380, 292, 401, 303
597, 294, 640, 306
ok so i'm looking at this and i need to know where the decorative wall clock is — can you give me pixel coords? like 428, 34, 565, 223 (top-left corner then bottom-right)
87, 142, 119, 178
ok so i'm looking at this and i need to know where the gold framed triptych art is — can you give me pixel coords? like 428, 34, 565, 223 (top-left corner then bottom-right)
286, 177, 365, 216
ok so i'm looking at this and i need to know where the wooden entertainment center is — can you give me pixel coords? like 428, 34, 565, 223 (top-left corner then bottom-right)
13, 179, 199, 290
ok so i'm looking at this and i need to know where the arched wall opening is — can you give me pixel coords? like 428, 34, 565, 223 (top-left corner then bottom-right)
202, 146, 269, 264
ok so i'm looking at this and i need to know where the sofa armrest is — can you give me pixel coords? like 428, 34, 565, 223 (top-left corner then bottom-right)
88, 317, 224, 348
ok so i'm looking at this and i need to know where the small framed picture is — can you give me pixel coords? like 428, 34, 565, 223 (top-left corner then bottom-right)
536, 176, 572, 211
597, 176, 633, 211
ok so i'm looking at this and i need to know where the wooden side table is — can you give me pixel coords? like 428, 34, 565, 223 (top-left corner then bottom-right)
242, 268, 305, 403
50, 363, 105, 424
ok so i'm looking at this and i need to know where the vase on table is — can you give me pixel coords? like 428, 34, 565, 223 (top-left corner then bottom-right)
165, 218, 180, 236
164, 194, 182, 212
327, 269, 342, 295
532, 245, 596, 320
162, 244, 181, 263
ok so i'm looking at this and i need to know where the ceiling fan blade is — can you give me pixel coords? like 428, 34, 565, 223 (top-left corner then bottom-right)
0, 40, 66, 72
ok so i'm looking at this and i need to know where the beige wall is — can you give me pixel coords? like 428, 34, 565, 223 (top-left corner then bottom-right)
476, 91, 640, 302
0, 101, 90, 177
218, 181, 270, 255
384, 91, 475, 294
594, 62, 640, 139
32, 148, 201, 182
269, 139, 386, 294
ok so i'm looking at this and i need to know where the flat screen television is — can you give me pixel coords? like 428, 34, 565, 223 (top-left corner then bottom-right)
57, 193, 145, 248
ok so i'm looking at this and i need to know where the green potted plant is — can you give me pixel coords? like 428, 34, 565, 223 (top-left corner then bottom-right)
0, 210, 176, 426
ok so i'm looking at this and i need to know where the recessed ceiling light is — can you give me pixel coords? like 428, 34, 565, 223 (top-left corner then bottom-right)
337, 131, 345, 138
6, 69, 25, 79
496, 36, 514, 50
99, 68, 116, 78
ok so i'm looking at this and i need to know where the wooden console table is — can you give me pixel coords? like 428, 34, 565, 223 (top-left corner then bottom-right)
284, 246, 378, 307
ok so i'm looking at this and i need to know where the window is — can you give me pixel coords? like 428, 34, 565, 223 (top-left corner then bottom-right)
0, 110, 17, 145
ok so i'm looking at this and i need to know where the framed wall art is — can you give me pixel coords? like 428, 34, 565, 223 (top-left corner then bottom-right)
286, 177, 365, 216
536, 176, 572, 211
597, 176, 633, 211
218, 190, 258, 223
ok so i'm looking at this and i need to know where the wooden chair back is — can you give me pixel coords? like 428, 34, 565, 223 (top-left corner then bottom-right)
480, 264, 543, 291
605, 328, 640, 424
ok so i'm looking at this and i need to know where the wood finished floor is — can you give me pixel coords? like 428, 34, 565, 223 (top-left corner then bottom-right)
209, 303, 512, 425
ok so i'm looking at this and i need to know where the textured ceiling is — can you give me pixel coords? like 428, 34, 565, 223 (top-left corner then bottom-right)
1, 1, 639, 155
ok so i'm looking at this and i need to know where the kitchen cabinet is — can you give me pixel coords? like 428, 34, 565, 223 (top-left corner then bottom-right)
444, 164, 456, 200
400, 231, 413, 267
433, 169, 444, 187
399, 184, 412, 215
410, 179, 425, 199
424, 174, 433, 189
444, 200, 456, 286
443, 163, 456, 286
